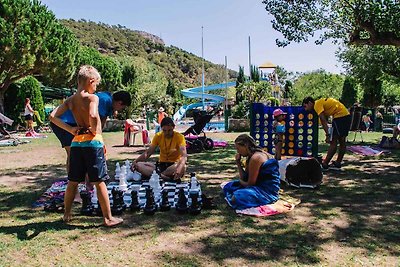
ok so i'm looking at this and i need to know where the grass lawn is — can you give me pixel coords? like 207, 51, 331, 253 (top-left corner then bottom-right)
0, 130, 399, 266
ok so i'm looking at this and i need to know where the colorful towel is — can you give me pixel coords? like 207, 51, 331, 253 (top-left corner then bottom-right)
347, 145, 387, 156
212, 139, 228, 148
32, 179, 86, 208
220, 182, 300, 217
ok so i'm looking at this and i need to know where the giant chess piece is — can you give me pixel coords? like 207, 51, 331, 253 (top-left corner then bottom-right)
175, 188, 188, 214
143, 187, 156, 215
130, 190, 141, 212
80, 190, 94, 216
111, 187, 126, 215
160, 189, 171, 211
95, 200, 102, 216
189, 191, 201, 215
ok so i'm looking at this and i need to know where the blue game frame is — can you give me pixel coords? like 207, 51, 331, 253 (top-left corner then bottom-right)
250, 103, 319, 158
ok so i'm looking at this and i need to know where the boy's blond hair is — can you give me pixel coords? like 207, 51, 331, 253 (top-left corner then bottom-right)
77, 65, 101, 85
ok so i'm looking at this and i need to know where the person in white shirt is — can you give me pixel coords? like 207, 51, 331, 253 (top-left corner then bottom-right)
24, 98, 35, 132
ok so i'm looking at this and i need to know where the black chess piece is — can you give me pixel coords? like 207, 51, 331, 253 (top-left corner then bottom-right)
95, 200, 102, 216
201, 193, 216, 210
160, 189, 171, 211
111, 187, 126, 215
130, 190, 141, 212
175, 188, 188, 214
189, 191, 201, 215
143, 187, 156, 215
80, 191, 94, 216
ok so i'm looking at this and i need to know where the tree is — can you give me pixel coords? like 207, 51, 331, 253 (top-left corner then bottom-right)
0, 0, 79, 113
166, 79, 177, 98
236, 66, 245, 87
291, 70, 344, 104
340, 77, 358, 108
75, 47, 122, 90
262, 0, 400, 47
338, 46, 394, 107
250, 65, 260, 82
4, 76, 44, 124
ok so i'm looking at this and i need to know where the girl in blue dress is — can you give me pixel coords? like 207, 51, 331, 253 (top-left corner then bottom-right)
223, 134, 280, 210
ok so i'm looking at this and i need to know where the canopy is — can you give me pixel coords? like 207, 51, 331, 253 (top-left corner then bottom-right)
259, 61, 277, 69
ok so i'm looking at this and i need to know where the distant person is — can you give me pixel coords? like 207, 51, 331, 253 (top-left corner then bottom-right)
393, 117, 400, 140
272, 108, 286, 160
302, 97, 351, 170
375, 110, 383, 132
223, 134, 280, 210
132, 117, 187, 181
49, 65, 122, 227
154, 107, 168, 133
24, 98, 35, 132
362, 112, 373, 132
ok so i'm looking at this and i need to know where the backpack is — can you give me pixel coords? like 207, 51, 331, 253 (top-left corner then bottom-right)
279, 157, 322, 189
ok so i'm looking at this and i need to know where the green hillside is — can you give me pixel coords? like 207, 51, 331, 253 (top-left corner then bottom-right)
61, 19, 237, 89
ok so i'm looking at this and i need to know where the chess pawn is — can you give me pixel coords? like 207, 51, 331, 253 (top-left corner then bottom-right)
144, 187, 156, 215
80, 190, 94, 216
189, 191, 201, 215
115, 162, 121, 180
160, 189, 171, 211
175, 188, 188, 214
130, 190, 141, 212
190, 172, 199, 191
132, 171, 142, 182
91, 185, 98, 205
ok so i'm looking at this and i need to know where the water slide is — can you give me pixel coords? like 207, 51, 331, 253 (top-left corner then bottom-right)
173, 82, 236, 121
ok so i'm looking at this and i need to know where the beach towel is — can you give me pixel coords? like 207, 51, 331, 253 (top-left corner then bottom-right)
347, 145, 387, 156
221, 181, 300, 217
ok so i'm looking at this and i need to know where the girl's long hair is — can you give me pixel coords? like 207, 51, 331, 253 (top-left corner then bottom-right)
234, 134, 266, 155
25, 98, 30, 105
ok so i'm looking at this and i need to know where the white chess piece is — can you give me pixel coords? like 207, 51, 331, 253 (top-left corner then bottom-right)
115, 162, 121, 180
91, 186, 98, 204
132, 171, 142, 181
119, 165, 128, 191
190, 173, 199, 194
150, 170, 161, 201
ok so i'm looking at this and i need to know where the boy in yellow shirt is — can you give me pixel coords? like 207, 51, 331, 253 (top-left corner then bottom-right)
302, 97, 351, 170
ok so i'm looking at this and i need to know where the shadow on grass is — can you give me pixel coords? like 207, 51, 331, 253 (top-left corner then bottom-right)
1, 144, 399, 264
0, 219, 94, 241
170, 146, 400, 264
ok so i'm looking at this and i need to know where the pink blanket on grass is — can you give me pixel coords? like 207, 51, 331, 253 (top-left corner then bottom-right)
347, 145, 386, 156
220, 182, 300, 217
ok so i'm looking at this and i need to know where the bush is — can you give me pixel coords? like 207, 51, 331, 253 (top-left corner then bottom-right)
5, 77, 45, 127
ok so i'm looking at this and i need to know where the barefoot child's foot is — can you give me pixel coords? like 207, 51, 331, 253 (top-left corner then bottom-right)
63, 214, 72, 223
104, 217, 123, 227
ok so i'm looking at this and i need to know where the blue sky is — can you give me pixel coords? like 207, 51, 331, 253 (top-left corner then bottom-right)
41, 0, 343, 75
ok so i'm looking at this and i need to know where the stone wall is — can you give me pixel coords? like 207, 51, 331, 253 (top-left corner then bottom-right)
228, 118, 250, 132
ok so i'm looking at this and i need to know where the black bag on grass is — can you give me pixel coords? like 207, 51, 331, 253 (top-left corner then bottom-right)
279, 157, 322, 188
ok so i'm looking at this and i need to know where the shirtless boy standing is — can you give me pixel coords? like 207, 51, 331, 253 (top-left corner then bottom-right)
50, 65, 122, 227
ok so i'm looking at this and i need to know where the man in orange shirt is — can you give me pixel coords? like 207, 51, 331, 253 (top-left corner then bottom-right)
154, 107, 168, 133
303, 97, 351, 170
132, 117, 187, 180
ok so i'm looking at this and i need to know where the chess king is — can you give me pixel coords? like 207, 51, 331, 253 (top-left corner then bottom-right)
131, 117, 188, 181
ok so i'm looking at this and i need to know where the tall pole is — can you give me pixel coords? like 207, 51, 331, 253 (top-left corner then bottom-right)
225, 56, 228, 110
224, 55, 229, 132
201, 26, 205, 110
248, 36, 252, 80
